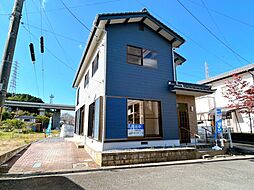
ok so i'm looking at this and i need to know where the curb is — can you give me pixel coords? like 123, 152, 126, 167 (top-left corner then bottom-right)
1, 155, 254, 179
0, 143, 31, 166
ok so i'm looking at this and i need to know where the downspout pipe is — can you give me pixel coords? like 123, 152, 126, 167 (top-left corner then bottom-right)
247, 69, 254, 83
247, 69, 254, 133
93, 24, 107, 151
172, 48, 177, 84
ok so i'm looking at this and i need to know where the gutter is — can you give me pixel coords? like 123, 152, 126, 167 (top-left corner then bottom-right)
72, 15, 100, 88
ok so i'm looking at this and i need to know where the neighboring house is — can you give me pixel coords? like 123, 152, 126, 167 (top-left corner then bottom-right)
196, 63, 254, 133
72, 9, 213, 155
15, 115, 36, 123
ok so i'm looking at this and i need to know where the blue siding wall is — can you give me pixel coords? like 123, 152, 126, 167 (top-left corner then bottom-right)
105, 23, 179, 140
106, 97, 127, 139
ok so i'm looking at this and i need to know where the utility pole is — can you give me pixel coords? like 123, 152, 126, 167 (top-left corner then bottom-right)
0, 0, 25, 120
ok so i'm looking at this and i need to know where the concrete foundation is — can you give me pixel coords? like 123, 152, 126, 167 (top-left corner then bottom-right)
85, 145, 197, 166
85, 145, 228, 166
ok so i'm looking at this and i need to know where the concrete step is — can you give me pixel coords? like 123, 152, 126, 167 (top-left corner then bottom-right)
197, 148, 227, 159
75, 142, 84, 149
196, 144, 213, 149
183, 144, 212, 149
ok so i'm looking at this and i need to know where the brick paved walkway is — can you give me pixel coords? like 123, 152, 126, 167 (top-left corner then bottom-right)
3, 137, 98, 174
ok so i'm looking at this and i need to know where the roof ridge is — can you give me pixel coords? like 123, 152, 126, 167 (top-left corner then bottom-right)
198, 63, 254, 84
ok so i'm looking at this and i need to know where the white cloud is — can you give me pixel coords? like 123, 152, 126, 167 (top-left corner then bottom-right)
42, 0, 48, 9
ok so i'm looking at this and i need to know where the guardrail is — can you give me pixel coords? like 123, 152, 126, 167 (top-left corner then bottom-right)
180, 127, 200, 148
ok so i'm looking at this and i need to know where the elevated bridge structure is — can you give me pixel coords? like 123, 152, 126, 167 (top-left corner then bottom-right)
4, 100, 75, 129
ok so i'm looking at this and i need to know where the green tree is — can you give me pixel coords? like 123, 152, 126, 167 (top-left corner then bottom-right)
2, 111, 12, 120
36, 115, 49, 130
0, 119, 26, 132
6, 93, 44, 103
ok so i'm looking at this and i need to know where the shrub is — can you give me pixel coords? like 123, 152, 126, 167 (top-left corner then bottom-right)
36, 115, 49, 129
0, 121, 14, 132
2, 111, 12, 121
0, 119, 27, 132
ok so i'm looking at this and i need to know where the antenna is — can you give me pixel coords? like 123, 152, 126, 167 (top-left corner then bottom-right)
205, 61, 209, 79
9, 60, 19, 95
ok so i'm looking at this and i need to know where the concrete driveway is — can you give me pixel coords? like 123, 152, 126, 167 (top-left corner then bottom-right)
1, 137, 98, 174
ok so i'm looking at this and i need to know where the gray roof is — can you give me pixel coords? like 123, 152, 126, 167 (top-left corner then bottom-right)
97, 9, 185, 44
15, 115, 35, 119
198, 63, 254, 84
168, 81, 215, 95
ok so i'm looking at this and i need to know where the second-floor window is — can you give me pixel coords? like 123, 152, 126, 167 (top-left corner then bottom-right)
92, 53, 99, 76
127, 45, 158, 68
84, 71, 89, 88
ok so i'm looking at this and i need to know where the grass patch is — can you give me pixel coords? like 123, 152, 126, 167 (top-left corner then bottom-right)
51, 129, 60, 136
0, 131, 45, 155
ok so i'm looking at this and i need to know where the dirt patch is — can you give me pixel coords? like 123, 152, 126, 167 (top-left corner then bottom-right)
0, 132, 45, 155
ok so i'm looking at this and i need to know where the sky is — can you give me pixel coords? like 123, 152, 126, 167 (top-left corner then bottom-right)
0, 0, 254, 105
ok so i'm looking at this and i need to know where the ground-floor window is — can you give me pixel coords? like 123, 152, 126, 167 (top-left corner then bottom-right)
127, 99, 162, 138
87, 97, 102, 141
87, 102, 95, 137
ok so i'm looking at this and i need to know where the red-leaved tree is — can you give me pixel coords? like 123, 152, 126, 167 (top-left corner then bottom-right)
223, 74, 254, 133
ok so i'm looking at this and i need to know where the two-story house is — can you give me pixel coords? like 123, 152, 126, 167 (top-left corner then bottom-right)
72, 9, 214, 158
196, 63, 254, 133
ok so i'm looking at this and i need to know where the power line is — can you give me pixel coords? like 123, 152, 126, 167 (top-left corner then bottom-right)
200, 0, 243, 66
39, 0, 45, 99
33, 64, 40, 97
176, 0, 251, 64
178, 71, 204, 80
24, 0, 40, 97
46, 48, 75, 72
21, 24, 75, 72
20, 0, 121, 15
21, 22, 85, 44
134, 0, 236, 69
186, 0, 254, 29
59, 0, 96, 35
24, 1, 32, 42
38, 0, 75, 69
200, 0, 226, 42
47, 0, 121, 13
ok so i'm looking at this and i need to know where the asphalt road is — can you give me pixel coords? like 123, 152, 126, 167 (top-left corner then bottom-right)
1, 159, 254, 190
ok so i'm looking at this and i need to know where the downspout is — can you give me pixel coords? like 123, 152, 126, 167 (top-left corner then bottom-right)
247, 70, 253, 133
102, 31, 107, 151
93, 24, 107, 152
249, 112, 252, 134
247, 70, 254, 83
234, 110, 242, 133
172, 48, 177, 84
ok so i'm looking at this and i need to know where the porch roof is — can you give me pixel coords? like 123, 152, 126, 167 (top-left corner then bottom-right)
168, 81, 215, 97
